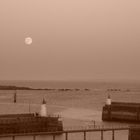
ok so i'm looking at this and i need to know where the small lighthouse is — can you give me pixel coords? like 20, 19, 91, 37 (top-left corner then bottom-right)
106, 94, 111, 105
40, 98, 47, 117
13, 90, 17, 103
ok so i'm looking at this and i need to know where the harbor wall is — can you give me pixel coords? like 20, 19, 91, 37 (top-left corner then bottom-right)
102, 102, 140, 122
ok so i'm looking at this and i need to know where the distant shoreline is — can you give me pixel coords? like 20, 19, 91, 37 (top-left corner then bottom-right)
0, 85, 90, 91
0, 85, 139, 92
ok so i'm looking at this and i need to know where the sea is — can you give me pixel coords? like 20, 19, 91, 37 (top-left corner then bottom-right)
0, 80, 140, 140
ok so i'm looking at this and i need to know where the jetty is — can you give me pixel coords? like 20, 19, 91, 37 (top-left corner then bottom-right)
100, 95, 140, 140
0, 98, 63, 137
102, 95, 140, 122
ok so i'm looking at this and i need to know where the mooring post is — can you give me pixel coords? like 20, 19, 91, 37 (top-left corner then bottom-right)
128, 128, 131, 140
13, 90, 17, 103
12, 136, 15, 140
101, 130, 103, 140
93, 120, 96, 128
53, 135, 55, 140
112, 130, 115, 140
84, 131, 86, 140
65, 132, 68, 140
33, 135, 36, 140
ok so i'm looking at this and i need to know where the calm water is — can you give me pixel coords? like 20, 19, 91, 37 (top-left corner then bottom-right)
0, 80, 139, 140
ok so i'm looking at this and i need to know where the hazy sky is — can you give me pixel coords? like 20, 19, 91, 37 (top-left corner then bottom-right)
0, 0, 140, 81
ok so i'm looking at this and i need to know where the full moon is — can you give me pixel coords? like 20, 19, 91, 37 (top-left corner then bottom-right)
25, 37, 32, 45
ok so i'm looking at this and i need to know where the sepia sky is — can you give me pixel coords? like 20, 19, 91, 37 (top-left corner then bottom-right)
0, 0, 140, 81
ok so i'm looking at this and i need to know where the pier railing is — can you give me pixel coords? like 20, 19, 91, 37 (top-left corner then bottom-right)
0, 125, 130, 140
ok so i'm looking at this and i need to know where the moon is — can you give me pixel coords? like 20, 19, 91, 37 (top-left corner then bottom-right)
25, 37, 32, 45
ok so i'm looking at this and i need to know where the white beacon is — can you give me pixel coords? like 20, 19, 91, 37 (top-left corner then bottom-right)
40, 98, 47, 117
106, 94, 111, 105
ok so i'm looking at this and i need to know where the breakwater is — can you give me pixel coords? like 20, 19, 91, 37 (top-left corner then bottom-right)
102, 102, 140, 122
